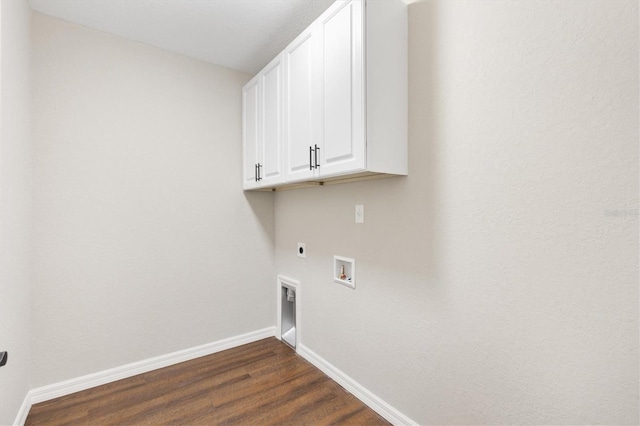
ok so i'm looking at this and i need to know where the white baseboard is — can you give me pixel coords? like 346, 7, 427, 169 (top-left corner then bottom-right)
13, 391, 32, 426
13, 328, 415, 426
14, 327, 276, 425
297, 343, 417, 426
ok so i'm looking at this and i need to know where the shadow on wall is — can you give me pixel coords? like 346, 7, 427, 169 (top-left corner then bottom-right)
363, 0, 441, 280
244, 191, 276, 247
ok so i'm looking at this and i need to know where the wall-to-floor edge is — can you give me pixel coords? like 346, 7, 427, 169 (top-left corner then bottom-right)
14, 327, 276, 425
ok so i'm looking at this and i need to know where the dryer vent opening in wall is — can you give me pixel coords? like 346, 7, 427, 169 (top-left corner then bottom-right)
281, 286, 296, 348
277, 275, 300, 350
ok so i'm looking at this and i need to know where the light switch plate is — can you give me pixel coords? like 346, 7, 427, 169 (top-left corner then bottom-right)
355, 205, 364, 224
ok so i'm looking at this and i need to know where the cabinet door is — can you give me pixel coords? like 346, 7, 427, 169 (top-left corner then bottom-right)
242, 75, 260, 190
283, 26, 318, 183
259, 56, 284, 186
317, 0, 365, 177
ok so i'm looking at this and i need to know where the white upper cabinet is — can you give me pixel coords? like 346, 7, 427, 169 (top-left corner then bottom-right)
242, 55, 284, 190
316, 0, 365, 178
243, 0, 407, 190
242, 76, 260, 190
283, 25, 318, 183
259, 56, 284, 186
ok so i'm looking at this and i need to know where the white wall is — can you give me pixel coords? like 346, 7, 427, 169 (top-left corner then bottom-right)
30, 13, 275, 387
274, 0, 639, 424
0, 0, 32, 424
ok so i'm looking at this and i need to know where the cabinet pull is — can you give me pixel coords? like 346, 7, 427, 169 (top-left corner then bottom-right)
257, 163, 262, 181
309, 146, 313, 171
255, 164, 258, 182
314, 144, 320, 169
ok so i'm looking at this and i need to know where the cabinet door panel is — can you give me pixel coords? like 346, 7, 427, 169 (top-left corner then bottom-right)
284, 29, 317, 182
242, 77, 260, 189
319, 0, 364, 176
323, 5, 352, 161
261, 58, 283, 184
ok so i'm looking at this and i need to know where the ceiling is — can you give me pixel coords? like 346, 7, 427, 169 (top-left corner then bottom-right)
27, 0, 336, 75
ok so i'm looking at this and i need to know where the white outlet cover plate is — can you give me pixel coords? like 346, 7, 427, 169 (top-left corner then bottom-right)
355, 205, 364, 223
297, 243, 306, 258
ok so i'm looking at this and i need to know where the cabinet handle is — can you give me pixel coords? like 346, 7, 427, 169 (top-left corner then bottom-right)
255, 164, 258, 182
309, 146, 313, 171
314, 145, 320, 169
257, 163, 262, 181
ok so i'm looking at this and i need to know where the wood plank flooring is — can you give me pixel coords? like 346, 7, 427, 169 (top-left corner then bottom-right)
25, 338, 389, 425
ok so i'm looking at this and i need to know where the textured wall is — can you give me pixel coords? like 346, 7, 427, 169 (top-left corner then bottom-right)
0, 1, 33, 424
274, 0, 639, 424
30, 13, 275, 387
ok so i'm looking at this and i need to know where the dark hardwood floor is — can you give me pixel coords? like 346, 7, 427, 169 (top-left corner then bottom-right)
25, 337, 389, 425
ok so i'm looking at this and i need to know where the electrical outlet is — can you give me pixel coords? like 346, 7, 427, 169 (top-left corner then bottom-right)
355, 205, 364, 224
297, 243, 306, 258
